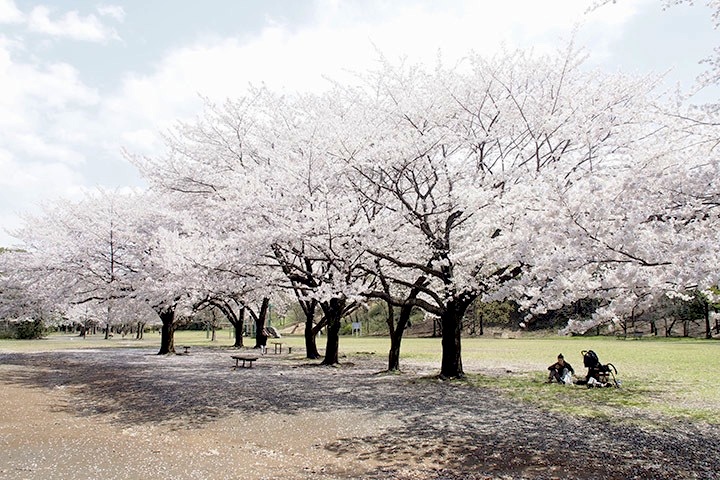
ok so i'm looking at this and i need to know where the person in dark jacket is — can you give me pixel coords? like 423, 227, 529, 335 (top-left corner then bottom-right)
547, 353, 575, 384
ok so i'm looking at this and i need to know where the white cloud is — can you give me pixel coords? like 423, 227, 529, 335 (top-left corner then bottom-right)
0, 35, 102, 245
101, 0, 647, 134
97, 4, 125, 22
0, 38, 100, 137
0, 152, 81, 193
27, 5, 120, 42
0, 149, 86, 246
0, 0, 23, 24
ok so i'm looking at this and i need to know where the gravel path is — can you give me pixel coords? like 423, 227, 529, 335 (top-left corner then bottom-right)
1, 347, 719, 479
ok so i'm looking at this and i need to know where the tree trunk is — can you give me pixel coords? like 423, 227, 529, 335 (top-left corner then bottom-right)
388, 302, 411, 371
157, 307, 176, 355
304, 300, 321, 359
231, 307, 244, 348
211, 302, 243, 348
440, 299, 471, 379
387, 278, 425, 371
665, 318, 676, 337
233, 322, 244, 347
321, 297, 345, 366
705, 301, 712, 339
387, 301, 400, 371
254, 297, 270, 349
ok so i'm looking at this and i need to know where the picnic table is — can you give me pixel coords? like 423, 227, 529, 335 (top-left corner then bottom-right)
231, 355, 258, 368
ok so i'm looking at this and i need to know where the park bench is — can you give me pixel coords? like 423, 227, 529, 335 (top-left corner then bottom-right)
181, 345, 191, 354
231, 355, 258, 369
271, 341, 283, 354
631, 331, 644, 340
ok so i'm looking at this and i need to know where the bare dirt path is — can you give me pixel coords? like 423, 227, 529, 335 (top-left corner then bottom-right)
1, 348, 719, 479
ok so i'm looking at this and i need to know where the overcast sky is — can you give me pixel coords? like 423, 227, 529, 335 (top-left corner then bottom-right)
1, 0, 717, 247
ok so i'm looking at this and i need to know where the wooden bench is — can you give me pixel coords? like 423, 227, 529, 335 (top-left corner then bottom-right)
631, 331, 644, 340
271, 342, 283, 354
231, 355, 258, 368
181, 346, 191, 354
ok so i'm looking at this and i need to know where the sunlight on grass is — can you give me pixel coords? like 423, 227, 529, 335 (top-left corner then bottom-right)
336, 335, 720, 426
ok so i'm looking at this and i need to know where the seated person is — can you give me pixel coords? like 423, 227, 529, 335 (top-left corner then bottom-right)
547, 353, 575, 384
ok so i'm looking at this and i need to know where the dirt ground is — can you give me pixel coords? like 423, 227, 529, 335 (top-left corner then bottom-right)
1, 347, 720, 480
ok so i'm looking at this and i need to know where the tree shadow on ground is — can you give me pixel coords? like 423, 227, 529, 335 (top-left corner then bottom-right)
2, 349, 720, 479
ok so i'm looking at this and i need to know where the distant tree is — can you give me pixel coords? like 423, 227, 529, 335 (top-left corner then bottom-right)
466, 300, 517, 336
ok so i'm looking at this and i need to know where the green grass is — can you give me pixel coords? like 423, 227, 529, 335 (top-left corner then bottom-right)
336, 335, 720, 426
2, 331, 719, 426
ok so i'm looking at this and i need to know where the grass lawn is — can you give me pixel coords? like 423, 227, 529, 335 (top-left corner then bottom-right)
2, 330, 719, 426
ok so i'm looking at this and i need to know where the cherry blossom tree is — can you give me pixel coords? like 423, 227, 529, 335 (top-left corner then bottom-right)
129, 89, 372, 364
128, 45, 716, 376
0, 249, 61, 336
7, 191, 143, 331
7, 189, 201, 354
317, 47, 717, 377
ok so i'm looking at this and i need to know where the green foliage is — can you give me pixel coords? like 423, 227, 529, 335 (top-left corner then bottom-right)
708, 286, 720, 309
528, 298, 602, 331
341, 301, 391, 335
13, 319, 45, 339
465, 300, 517, 335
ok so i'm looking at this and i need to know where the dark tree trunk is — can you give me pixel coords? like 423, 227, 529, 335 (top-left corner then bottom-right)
232, 308, 245, 348
440, 298, 472, 379
208, 301, 243, 348
304, 300, 321, 359
321, 297, 345, 366
665, 318, 676, 337
387, 277, 425, 371
705, 301, 712, 339
254, 297, 270, 349
233, 322, 244, 347
157, 307, 176, 355
387, 301, 400, 371
388, 303, 412, 371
